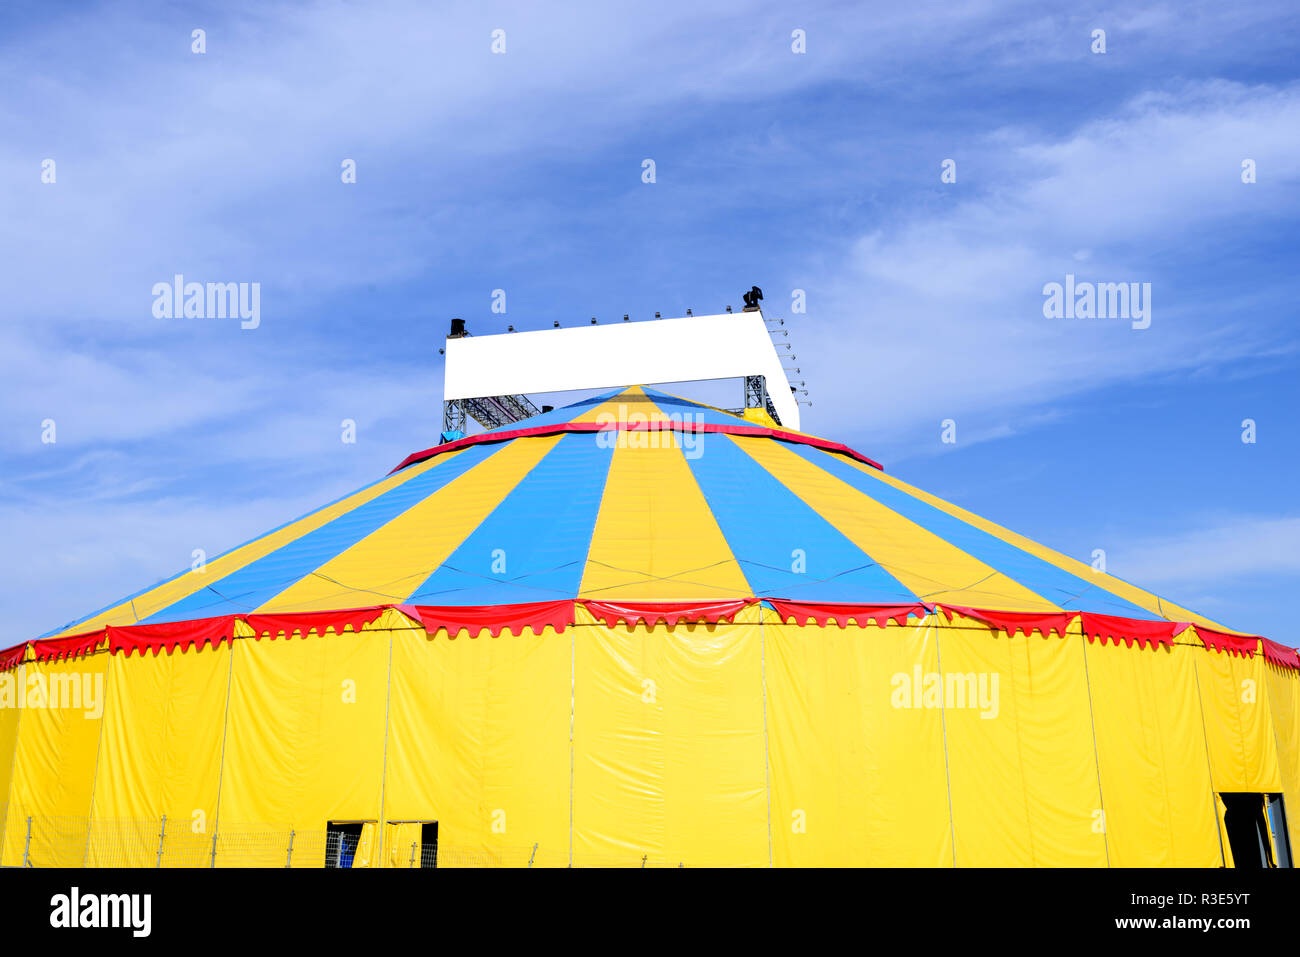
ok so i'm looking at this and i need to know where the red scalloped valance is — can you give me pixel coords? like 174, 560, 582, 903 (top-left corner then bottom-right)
581, 599, 757, 628
29, 631, 105, 663
106, 616, 238, 657
1196, 626, 1261, 658
243, 606, 389, 640
1080, 612, 1183, 650
0, 643, 30, 670
767, 600, 929, 629
2, 601, 1294, 670
404, 600, 573, 638
937, 605, 1075, 638
1263, 638, 1300, 669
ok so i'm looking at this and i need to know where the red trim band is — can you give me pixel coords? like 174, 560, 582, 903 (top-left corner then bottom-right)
937, 605, 1075, 638
0, 642, 29, 670
768, 600, 929, 629
29, 631, 104, 663
1263, 638, 1300, 669
1080, 612, 1184, 650
108, 616, 240, 658
1196, 626, 1262, 658
243, 606, 390, 641
406, 600, 573, 638
4, 602, 1289, 669
582, 599, 757, 628
389, 420, 885, 475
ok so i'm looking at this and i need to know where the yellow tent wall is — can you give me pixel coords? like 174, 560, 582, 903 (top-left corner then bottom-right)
0, 661, 24, 864
1, 613, 1298, 867
764, 613, 951, 866
216, 624, 389, 867
1193, 638, 1283, 793
87, 643, 231, 866
939, 619, 1108, 866
1083, 639, 1222, 866
384, 616, 571, 867
573, 608, 769, 867
2, 654, 109, 866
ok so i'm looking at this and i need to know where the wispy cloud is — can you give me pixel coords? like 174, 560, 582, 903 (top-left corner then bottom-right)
1112, 515, 1300, 586
802, 78, 1300, 454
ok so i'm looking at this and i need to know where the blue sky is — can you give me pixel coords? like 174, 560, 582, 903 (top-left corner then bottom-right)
1, 0, 1297, 644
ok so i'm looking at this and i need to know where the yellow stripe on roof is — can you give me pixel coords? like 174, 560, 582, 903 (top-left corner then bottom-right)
579, 432, 751, 600
44, 453, 454, 637
832, 453, 1231, 630
733, 435, 1062, 611
255, 435, 564, 614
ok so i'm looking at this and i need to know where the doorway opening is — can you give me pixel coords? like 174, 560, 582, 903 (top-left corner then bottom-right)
1221, 793, 1291, 868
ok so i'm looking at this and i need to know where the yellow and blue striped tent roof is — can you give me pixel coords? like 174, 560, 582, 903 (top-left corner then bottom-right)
32, 385, 1236, 643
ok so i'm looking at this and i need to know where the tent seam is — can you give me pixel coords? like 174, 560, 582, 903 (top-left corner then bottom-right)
933, 615, 958, 868
1078, 630, 1110, 867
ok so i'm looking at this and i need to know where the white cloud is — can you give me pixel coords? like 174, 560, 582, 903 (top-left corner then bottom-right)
1110, 515, 1300, 586
799, 79, 1300, 455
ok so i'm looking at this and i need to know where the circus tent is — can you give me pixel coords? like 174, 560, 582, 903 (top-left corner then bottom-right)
1, 385, 1296, 867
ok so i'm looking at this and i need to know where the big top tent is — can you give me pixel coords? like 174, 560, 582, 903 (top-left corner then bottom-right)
1, 384, 1297, 867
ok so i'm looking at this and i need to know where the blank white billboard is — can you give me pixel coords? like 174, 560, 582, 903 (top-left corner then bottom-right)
443, 311, 799, 430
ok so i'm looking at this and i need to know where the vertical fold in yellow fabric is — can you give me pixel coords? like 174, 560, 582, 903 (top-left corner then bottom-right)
940, 623, 1107, 866
87, 645, 231, 866
216, 627, 389, 866
1194, 642, 1282, 793
572, 607, 768, 866
2, 654, 109, 866
0, 662, 26, 865
764, 613, 952, 866
382, 622, 570, 868
1084, 639, 1221, 866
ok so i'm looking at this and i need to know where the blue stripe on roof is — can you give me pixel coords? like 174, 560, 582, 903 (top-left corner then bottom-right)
38, 459, 424, 638
681, 432, 919, 603
404, 432, 613, 604
792, 446, 1163, 619
141, 442, 506, 622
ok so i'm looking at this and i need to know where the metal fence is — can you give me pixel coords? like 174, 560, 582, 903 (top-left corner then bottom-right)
0, 808, 685, 868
